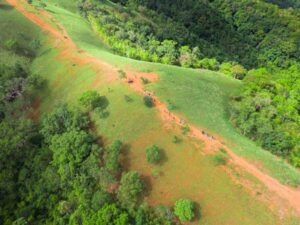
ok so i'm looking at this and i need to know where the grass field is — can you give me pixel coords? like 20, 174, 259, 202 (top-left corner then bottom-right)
1, 1, 300, 224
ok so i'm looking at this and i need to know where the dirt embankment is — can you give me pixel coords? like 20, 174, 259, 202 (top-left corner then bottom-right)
6, 0, 300, 215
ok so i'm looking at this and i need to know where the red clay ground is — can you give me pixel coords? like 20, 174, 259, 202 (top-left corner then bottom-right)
7, 0, 300, 216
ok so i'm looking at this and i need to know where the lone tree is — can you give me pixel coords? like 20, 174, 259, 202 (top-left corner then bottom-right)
117, 171, 144, 209
143, 96, 154, 108
174, 199, 195, 222
79, 90, 102, 110
146, 145, 161, 164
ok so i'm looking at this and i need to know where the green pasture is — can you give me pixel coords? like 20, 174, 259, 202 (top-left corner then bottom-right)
36, 0, 300, 186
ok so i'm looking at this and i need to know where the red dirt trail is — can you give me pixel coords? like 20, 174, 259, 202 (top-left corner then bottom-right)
6, 0, 300, 215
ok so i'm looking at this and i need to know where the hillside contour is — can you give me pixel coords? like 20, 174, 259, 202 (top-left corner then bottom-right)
4, 0, 300, 222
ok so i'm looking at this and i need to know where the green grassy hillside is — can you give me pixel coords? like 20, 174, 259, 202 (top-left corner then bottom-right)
40, 0, 300, 186
1, 0, 300, 224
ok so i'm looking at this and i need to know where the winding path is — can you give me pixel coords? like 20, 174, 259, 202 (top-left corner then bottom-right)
6, 0, 300, 215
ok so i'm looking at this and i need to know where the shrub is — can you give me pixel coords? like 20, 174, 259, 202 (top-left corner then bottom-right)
219, 148, 227, 154
79, 91, 102, 110
172, 136, 181, 144
117, 171, 144, 209
197, 58, 219, 70
141, 77, 150, 84
231, 64, 247, 79
167, 100, 176, 110
181, 126, 190, 134
118, 69, 126, 79
143, 96, 154, 107
124, 95, 133, 102
146, 145, 161, 164
174, 199, 195, 222
212, 154, 227, 166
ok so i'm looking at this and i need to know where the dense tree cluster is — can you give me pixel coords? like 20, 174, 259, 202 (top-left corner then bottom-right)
79, 0, 299, 74
0, 31, 177, 225
1, 101, 178, 224
263, 0, 300, 8
78, 0, 248, 78
230, 65, 300, 166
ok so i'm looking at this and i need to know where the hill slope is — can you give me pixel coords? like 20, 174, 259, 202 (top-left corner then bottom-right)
1, 0, 300, 224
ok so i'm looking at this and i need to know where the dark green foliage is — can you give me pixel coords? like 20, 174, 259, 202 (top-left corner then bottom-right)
230, 66, 300, 166
135, 204, 174, 225
81, 0, 300, 90
0, 62, 44, 119
117, 171, 144, 209
146, 145, 162, 164
0, 118, 39, 223
219, 148, 227, 154
105, 140, 123, 172
181, 126, 190, 135
212, 154, 228, 166
141, 77, 150, 84
124, 95, 133, 102
88, 204, 130, 225
91, 190, 113, 211
174, 199, 195, 222
79, 90, 103, 110
144, 95, 154, 107
167, 100, 176, 110
49, 130, 94, 182
264, 0, 300, 8
172, 136, 181, 144
41, 104, 89, 142
12, 218, 28, 225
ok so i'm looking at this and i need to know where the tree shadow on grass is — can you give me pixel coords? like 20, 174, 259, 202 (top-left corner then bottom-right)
141, 174, 153, 197
120, 143, 132, 171
99, 96, 109, 110
95, 96, 110, 119
192, 202, 202, 222
158, 148, 168, 165
0, 4, 13, 11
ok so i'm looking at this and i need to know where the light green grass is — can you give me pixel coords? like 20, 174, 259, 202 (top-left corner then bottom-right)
91, 83, 160, 142
150, 67, 300, 186
39, 0, 300, 186
0, 2, 42, 47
